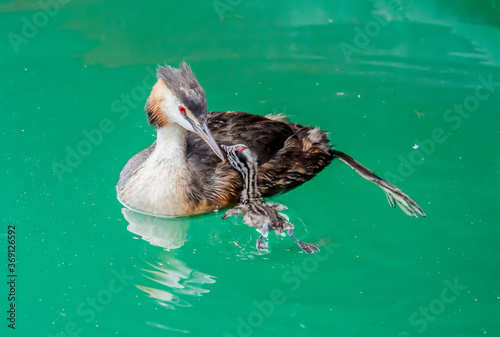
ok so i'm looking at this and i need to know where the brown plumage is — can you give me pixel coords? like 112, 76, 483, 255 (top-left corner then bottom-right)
184, 111, 333, 210
117, 62, 425, 217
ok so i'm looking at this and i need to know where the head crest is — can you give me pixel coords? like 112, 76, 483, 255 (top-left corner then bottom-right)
157, 62, 207, 116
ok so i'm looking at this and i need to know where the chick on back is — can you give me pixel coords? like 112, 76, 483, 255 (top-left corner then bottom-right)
221, 144, 319, 253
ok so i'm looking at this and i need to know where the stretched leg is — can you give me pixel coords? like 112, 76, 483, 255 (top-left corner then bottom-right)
222, 205, 246, 220
256, 222, 269, 251
267, 203, 288, 211
287, 229, 319, 254
332, 150, 426, 218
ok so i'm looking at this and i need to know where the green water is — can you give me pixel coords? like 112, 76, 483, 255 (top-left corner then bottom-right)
2, 0, 500, 336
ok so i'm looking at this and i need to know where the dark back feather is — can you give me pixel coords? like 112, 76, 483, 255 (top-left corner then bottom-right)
186, 111, 333, 207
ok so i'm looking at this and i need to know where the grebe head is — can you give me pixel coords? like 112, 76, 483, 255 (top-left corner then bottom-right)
146, 62, 225, 161
221, 144, 258, 171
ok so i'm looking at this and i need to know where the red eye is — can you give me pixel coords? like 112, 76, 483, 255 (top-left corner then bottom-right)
179, 106, 186, 114
237, 146, 245, 152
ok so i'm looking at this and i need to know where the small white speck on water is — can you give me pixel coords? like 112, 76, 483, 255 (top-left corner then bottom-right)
316, 83, 319, 86
413, 144, 419, 149
358, 94, 361, 98
328, 18, 333, 23
235, 92, 238, 95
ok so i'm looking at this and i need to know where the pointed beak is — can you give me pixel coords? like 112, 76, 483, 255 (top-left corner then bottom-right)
191, 122, 225, 161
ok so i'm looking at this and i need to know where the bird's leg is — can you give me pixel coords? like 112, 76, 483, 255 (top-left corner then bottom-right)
256, 222, 269, 251
331, 150, 426, 218
287, 229, 319, 254
267, 203, 288, 211
222, 205, 246, 220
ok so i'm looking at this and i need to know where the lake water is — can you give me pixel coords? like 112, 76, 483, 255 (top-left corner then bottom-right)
2, 0, 500, 336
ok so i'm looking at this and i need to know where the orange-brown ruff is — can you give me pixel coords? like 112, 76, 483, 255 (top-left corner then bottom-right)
117, 62, 425, 218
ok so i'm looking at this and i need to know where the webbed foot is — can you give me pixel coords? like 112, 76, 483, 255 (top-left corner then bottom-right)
384, 186, 426, 218
256, 235, 268, 251
297, 241, 320, 254
268, 203, 288, 211
222, 205, 245, 220
287, 229, 319, 254
256, 222, 270, 252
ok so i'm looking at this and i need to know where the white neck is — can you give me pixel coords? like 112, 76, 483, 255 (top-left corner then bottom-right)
156, 122, 188, 158
150, 123, 191, 187
118, 122, 195, 215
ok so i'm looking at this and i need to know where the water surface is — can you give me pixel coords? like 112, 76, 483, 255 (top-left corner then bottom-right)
2, 0, 500, 336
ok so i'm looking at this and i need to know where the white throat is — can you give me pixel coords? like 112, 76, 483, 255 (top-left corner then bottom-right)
118, 122, 194, 215
156, 122, 188, 157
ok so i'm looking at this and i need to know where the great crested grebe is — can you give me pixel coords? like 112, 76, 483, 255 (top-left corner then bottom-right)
117, 62, 425, 218
221, 144, 319, 253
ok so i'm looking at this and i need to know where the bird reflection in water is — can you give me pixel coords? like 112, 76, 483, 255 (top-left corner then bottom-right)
122, 208, 216, 311
123, 208, 188, 250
